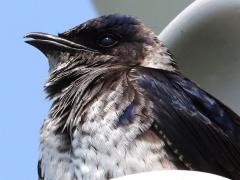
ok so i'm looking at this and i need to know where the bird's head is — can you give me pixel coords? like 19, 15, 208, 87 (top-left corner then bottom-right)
25, 14, 176, 98
25, 14, 176, 71
25, 14, 177, 132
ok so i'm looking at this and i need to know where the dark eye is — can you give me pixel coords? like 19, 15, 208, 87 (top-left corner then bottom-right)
97, 34, 118, 48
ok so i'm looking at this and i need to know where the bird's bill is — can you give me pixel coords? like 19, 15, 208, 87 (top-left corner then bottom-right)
24, 32, 98, 54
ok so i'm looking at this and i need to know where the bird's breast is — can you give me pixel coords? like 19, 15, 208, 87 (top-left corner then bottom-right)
40, 73, 178, 180
70, 123, 178, 179
70, 88, 177, 179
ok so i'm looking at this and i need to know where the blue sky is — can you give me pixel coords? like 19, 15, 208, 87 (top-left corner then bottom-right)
0, 1, 97, 179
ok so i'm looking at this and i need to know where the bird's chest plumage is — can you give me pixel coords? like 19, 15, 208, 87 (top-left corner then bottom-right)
40, 78, 177, 180
70, 128, 176, 180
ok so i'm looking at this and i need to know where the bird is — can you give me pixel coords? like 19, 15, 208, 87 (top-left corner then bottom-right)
25, 14, 240, 180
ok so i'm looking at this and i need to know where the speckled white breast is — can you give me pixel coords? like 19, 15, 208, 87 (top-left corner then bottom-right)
70, 127, 177, 180
40, 84, 177, 180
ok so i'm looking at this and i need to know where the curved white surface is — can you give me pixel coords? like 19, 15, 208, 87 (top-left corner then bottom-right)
159, 0, 240, 114
112, 170, 230, 180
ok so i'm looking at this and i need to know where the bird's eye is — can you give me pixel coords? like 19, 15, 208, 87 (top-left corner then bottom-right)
97, 34, 118, 48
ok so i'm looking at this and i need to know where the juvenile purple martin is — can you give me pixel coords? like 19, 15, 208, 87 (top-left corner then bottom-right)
25, 14, 240, 180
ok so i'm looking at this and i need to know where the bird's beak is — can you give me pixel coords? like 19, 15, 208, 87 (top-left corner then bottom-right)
24, 32, 98, 54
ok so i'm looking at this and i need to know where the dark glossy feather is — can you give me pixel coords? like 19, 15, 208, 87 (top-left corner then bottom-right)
38, 159, 44, 180
129, 67, 240, 179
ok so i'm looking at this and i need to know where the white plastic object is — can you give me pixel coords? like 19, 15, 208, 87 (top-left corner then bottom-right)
112, 170, 230, 180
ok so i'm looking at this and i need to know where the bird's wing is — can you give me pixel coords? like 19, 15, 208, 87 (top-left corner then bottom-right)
129, 67, 240, 179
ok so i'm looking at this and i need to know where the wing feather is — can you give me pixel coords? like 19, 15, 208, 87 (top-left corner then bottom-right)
129, 67, 240, 179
